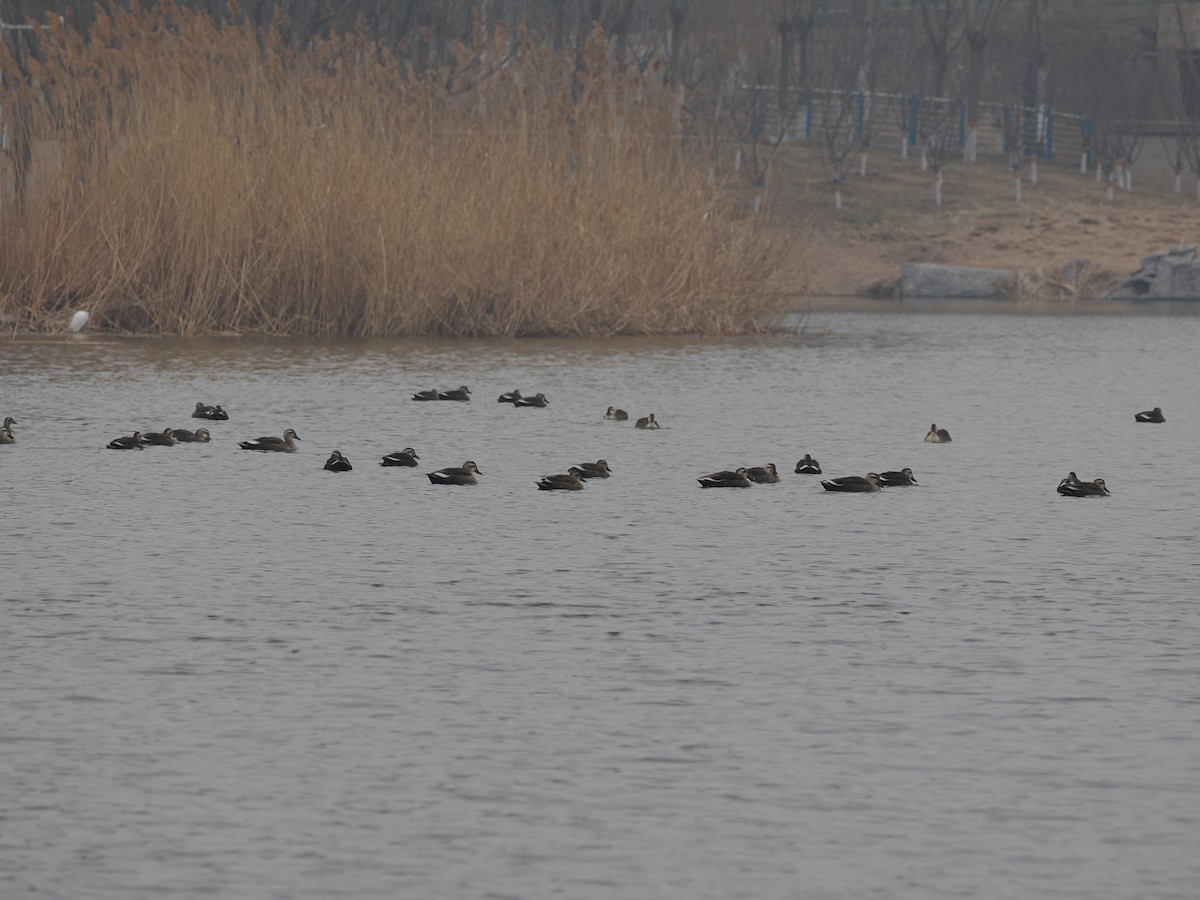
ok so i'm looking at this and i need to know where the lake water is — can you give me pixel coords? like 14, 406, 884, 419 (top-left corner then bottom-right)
3, 311, 1198, 899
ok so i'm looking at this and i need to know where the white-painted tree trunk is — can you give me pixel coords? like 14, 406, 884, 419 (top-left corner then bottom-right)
964, 128, 977, 163
834, 187, 842, 210
1124, 166, 1133, 191
1107, 178, 1115, 202
1014, 176, 1022, 201
753, 192, 762, 214
1175, 172, 1182, 194
920, 144, 928, 171
934, 172, 943, 208
1030, 160, 1038, 185
1115, 163, 1125, 190
1080, 152, 1088, 173
734, 149, 741, 172
900, 134, 908, 160
1095, 162, 1103, 183
860, 153, 868, 177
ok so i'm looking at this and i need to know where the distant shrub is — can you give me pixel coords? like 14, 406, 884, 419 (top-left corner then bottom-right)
0, 7, 781, 336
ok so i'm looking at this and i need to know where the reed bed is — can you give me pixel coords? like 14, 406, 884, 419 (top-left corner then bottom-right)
0, 7, 781, 337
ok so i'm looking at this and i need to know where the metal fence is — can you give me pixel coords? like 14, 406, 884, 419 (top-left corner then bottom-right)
738, 85, 1134, 170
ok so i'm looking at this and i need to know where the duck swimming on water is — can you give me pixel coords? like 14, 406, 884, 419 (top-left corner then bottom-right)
821, 473, 883, 492
1134, 407, 1164, 423
324, 450, 353, 472
381, 448, 420, 467
536, 472, 584, 491
427, 461, 482, 485
568, 460, 611, 479
698, 468, 753, 488
107, 432, 146, 450
745, 463, 781, 484
1058, 476, 1110, 497
924, 424, 952, 443
172, 427, 211, 443
794, 454, 821, 474
238, 429, 301, 452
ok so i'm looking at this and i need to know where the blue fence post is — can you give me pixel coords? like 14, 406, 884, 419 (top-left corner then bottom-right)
805, 94, 813, 140
958, 101, 965, 148
907, 95, 917, 146
1083, 116, 1092, 169
1045, 109, 1054, 161
1003, 105, 1011, 156
857, 91, 865, 137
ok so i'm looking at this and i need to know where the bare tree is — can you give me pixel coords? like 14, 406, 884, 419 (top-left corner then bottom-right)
914, 0, 962, 99
962, 0, 1013, 162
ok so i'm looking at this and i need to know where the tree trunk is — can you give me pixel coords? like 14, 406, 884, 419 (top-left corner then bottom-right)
964, 30, 986, 160
667, 1, 687, 86
778, 18, 795, 119
612, 0, 635, 68
797, 16, 815, 93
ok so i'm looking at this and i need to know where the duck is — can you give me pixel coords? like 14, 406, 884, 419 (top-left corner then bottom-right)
206, 405, 229, 421
821, 473, 883, 492
1056, 472, 1082, 494
324, 450, 353, 472
107, 431, 146, 450
698, 468, 753, 488
427, 461, 482, 485
1058, 477, 1110, 497
635, 413, 660, 430
1134, 407, 1164, 423
514, 392, 549, 408
438, 385, 472, 402
3, 416, 17, 431
172, 427, 211, 443
877, 467, 918, 486
746, 463, 781, 484
192, 402, 214, 419
238, 429, 301, 452
924, 424, 952, 443
537, 472, 585, 491
794, 454, 822, 474
380, 447, 420, 467
568, 459, 612, 479
412, 389, 440, 401
0, 426, 14, 445
497, 389, 523, 404
604, 407, 629, 421
141, 428, 178, 446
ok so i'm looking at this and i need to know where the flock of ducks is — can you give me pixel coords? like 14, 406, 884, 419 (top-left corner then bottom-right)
1, 399, 1164, 497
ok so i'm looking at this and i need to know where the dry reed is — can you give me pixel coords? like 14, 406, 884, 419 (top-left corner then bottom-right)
0, 6, 781, 336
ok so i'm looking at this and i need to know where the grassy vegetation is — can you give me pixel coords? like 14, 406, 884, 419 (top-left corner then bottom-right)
759, 138, 1200, 301
0, 7, 781, 337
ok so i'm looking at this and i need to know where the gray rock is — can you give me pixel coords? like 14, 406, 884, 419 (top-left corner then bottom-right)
1110, 245, 1200, 300
902, 263, 1017, 300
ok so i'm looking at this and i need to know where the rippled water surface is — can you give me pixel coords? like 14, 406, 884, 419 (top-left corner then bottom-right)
3, 312, 1199, 899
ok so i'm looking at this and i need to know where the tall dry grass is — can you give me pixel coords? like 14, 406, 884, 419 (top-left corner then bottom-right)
0, 6, 781, 336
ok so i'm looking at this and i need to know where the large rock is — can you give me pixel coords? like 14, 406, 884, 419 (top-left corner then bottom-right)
1109, 245, 1200, 300
901, 263, 1017, 300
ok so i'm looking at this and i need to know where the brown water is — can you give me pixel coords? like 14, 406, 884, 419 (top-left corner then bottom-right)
3, 312, 1199, 899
